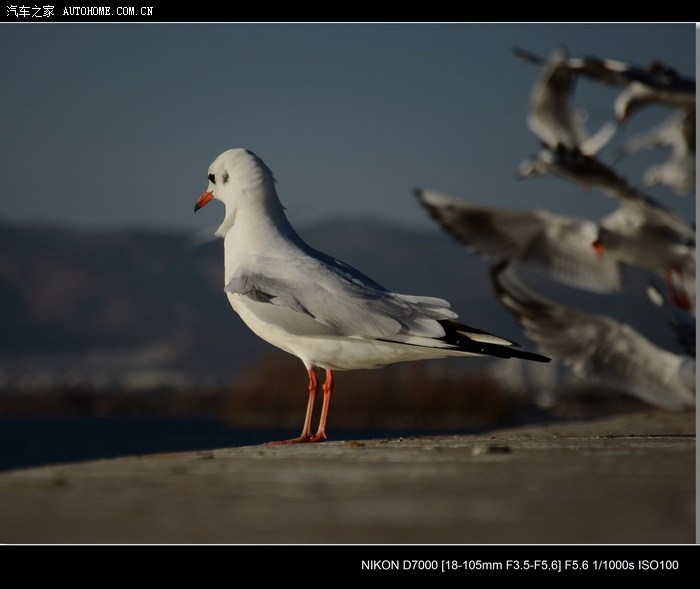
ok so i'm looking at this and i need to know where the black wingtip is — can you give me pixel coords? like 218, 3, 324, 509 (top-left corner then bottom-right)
438, 316, 551, 364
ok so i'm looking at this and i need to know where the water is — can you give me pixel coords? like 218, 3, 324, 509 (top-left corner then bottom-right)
0, 417, 478, 473
0, 417, 295, 472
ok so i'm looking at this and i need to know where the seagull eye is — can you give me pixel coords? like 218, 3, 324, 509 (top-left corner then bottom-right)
208, 173, 216, 184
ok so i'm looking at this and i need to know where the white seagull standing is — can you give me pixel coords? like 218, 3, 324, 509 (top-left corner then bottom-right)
194, 148, 550, 444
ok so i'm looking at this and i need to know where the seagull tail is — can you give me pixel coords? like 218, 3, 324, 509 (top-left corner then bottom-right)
438, 319, 551, 363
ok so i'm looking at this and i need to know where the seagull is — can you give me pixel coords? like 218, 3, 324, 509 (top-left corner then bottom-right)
514, 47, 633, 86
416, 187, 695, 312
613, 73, 695, 125
517, 141, 684, 210
415, 188, 624, 293
514, 47, 696, 124
592, 198, 696, 313
522, 47, 616, 155
515, 144, 696, 281
611, 110, 695, 197
516, 146, 636, 197
490, 262, 695, 412
193, 148, 550, 444
646, 281, 696, 357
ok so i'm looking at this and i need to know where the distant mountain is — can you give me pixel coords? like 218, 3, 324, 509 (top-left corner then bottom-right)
0, 216, 682, 393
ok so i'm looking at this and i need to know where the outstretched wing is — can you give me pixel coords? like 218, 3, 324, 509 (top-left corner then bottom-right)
491, 263, 695, 411
417, 188, 623, 292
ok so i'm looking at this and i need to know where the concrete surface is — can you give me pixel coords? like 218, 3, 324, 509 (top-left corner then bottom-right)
0, 408, 695, 544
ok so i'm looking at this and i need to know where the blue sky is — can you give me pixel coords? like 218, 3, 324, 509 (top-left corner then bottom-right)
0, 23, 695, 233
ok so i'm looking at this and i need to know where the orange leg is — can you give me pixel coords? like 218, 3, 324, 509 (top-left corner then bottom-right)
311, 369, 334, 442
267, 368, 320, 445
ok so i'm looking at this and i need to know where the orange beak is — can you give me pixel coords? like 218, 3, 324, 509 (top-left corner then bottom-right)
592, 238, 605, 258
194, 191, 214, 213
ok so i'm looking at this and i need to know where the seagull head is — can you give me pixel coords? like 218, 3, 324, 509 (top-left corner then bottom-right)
194, 148, 276, 213
194, 148, 281, 238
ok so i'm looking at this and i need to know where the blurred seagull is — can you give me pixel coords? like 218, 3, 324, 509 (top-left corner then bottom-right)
514, 47, 696, 124
592, 197, 696, 312
611, 110, 695, 197
517, 147, 636, 197
417, 187, 695, 312
646, 281, 696, 356
514, 144, 695, 300
514, 46, 633, 86
193, 148, 550, 444
490, 262, 695, 412
522, 47, 617, 154
613, 68, 695, 124
415, 188, 624, 293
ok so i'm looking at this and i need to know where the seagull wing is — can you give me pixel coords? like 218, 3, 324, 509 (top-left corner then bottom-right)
226, 248, 456, 340
417, 189, 623, 292
491, 264, 696, 411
